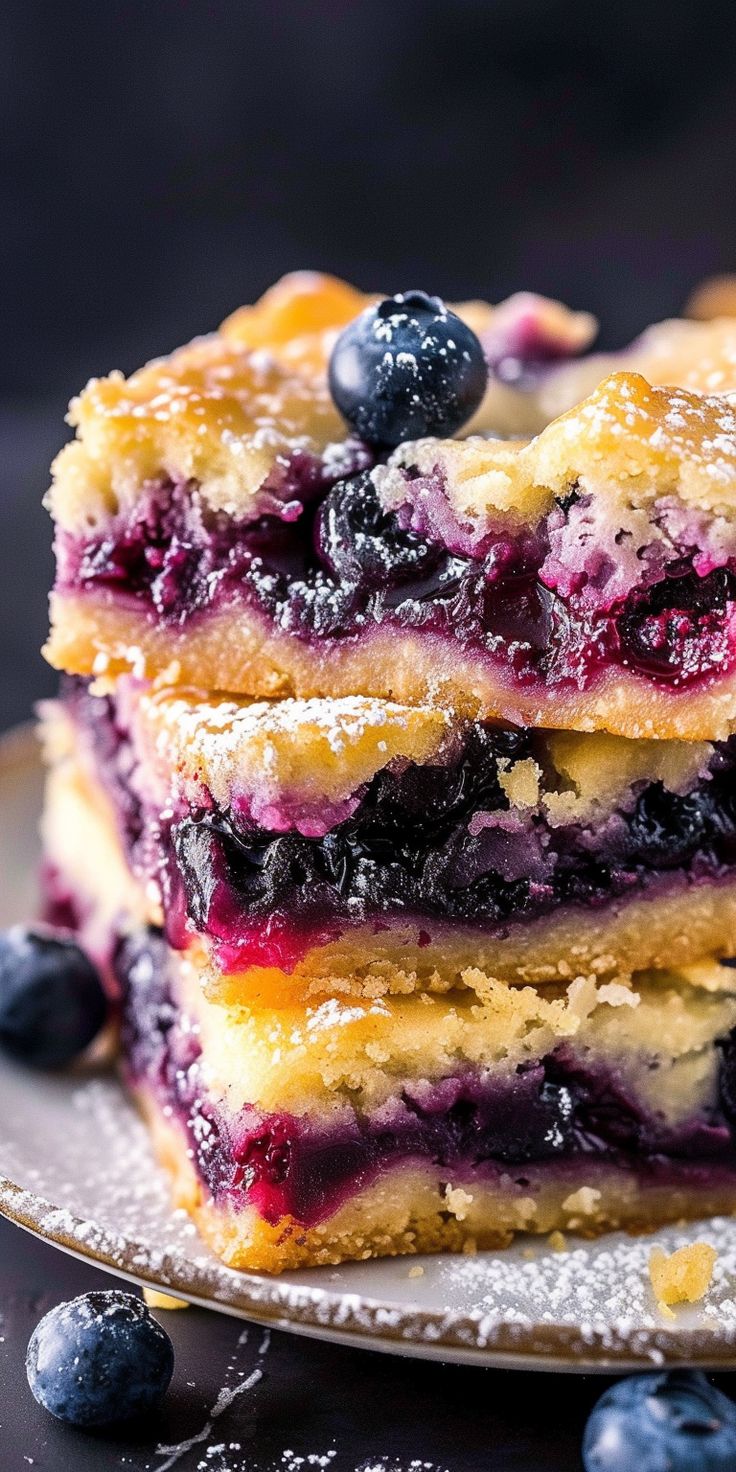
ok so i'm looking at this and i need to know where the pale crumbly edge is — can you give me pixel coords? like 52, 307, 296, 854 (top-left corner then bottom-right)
41, 725, 736, 1005
47, 270, 592, 537
102, 677, 713, 827
46, 592, 736, 741
201, 876, 736, 1005
140, 1096, 736, 1274
175, 949, 736, 1124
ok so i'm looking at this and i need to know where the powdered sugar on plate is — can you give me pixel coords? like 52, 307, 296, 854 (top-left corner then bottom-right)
2, 1063, 736, 1371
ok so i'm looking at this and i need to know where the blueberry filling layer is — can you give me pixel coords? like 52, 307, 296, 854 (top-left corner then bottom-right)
119, 929, 736, 1229
56, 469, 736, 690
64, 678, 736, 971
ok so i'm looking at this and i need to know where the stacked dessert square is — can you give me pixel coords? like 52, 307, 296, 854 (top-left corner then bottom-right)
39, 272, 736, 1271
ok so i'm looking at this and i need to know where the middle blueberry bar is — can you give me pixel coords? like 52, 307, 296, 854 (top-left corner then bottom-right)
44, 677, 736, 1004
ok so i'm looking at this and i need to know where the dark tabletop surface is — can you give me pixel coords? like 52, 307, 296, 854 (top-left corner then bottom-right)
0, 1212, 643, 1472
1, 1207, 735, 1472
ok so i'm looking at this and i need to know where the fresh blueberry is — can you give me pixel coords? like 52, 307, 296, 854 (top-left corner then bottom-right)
26, 1289, 174, 1427
0, 926, 108, 1068
582, 1370, 736, 1471
328, 289, 488, 447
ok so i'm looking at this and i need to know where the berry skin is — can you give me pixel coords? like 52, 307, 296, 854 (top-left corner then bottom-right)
26, 1290, 174, 1427
328, 290, 488, 447
318, 470, 442, 588
582, 1370, 736, 1471
0, 926, 108, 1068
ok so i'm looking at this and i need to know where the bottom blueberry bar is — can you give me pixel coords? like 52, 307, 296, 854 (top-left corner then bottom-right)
41, 725, 736, 1272
121, 931, 736, 1274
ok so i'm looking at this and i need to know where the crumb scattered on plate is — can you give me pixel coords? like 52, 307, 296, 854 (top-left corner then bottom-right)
649, 1241, 717, 1316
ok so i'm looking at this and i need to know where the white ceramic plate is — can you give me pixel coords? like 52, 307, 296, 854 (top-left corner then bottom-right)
4, 724, 736, 1372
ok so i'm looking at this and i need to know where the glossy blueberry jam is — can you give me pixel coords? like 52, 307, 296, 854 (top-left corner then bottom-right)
56, 466, 736, 690
118, 929, 736, 1229
170, 728, 736, 970
64, 678, 736, 973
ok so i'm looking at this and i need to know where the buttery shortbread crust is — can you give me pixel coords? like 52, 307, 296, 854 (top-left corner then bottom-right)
144, 1106, 736, 1274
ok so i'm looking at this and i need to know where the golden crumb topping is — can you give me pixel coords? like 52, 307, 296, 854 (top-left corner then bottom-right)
221, 270, 377, 363
533, 314, 736, 427
378, 371, 736, 539
47, 270, 595, 535
48, 331, 347, 535
48, 272, 373, 536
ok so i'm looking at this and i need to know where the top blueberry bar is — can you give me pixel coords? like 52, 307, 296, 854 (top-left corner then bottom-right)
44, 271, 736, 739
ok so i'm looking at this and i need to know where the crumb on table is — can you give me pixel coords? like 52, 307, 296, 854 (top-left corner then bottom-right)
143, 1287, 190, 1311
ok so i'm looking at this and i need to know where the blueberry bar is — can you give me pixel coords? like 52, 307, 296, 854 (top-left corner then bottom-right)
101, 922, 736, 1272
44, 273, 736, 740
42, 678, 736, 1002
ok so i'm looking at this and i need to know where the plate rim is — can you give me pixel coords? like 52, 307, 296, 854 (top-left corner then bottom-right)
5, 1173, 736, 1372
4, 721, 736, 1371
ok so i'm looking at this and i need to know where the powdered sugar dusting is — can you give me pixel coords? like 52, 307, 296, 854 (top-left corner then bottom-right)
139, 688, 450, 824
2, 1065, 736, 1369
355, 1463, 447, 1472
154, 1327, 269, 1471
383, 372, 736, 545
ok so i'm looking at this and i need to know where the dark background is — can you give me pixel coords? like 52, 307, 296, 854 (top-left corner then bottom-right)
4, 0, 736, 731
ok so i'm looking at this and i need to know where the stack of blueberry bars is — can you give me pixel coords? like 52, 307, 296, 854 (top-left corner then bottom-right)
32, 271, 736, 1271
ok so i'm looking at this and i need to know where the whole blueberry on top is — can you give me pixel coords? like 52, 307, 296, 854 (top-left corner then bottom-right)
26, 1289, 174, 1427
0, 925, 107, 1069
583, 1370, 736, 1471
328, 290, 488, 447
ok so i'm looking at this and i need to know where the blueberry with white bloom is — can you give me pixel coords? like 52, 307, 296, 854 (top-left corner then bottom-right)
328, 290, 488, 447
0, 926, 107, 1068
26, 1290, 174, 1427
